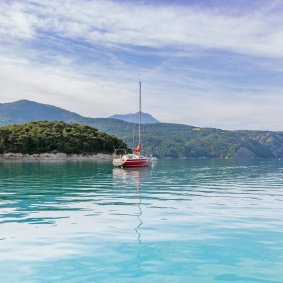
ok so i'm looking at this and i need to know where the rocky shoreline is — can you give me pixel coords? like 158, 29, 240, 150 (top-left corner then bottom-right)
0, 153, 113, 161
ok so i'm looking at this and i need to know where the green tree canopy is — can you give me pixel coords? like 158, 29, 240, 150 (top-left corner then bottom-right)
0, 121, 126, 154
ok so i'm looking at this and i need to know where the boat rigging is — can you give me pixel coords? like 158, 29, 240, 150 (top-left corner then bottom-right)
113, 82, 152, 167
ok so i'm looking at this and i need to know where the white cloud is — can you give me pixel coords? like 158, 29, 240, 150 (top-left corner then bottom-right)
167, 91, 283, 131
1, 0, 283, 58
0, 1, 35, 38
1, 0, 283, 130
0, 51, 139, 117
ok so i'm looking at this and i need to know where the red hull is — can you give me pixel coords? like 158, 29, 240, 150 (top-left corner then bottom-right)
122, 158, 151, 167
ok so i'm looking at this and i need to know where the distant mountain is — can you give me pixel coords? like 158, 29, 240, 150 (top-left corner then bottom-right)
109, 112, 160, 124
0, 100, 84, 125
1, 99, 283, 159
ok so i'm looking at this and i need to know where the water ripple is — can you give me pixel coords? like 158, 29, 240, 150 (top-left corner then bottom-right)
1, 159, 283, 282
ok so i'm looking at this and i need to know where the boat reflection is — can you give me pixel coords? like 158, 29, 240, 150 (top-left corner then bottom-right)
112, 167, 149, 271
112, 167, 150, 190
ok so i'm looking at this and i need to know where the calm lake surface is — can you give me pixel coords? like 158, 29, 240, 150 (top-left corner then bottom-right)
0, 159, 283, 283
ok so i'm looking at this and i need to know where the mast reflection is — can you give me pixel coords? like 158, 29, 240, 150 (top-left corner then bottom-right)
112, 167, 149, 271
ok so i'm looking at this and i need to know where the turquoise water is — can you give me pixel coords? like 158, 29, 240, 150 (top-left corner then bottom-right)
0, 159, 283, 283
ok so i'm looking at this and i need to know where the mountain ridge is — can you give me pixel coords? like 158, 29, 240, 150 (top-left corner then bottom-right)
1, 100, 283, 159
0, 100, 85, 125
109, 112, 160, 124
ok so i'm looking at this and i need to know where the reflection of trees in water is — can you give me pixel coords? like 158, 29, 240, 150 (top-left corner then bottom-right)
112, 167, 149, 272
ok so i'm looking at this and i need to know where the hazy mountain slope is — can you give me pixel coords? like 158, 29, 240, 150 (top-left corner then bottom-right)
82, 119, 283, 159
0, 100, 84, 125
109, 112, 160, 123
1, 100, 283, 159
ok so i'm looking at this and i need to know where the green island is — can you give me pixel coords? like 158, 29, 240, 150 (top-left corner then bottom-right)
0, 121, 126, 155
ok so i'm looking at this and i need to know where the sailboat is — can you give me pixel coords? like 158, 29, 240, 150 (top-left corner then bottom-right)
113, 82, 152, 168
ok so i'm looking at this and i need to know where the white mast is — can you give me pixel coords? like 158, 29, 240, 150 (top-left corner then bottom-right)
139, 81, 141, 146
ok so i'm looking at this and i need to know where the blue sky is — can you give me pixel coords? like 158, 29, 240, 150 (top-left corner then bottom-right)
1, 0, 283, 130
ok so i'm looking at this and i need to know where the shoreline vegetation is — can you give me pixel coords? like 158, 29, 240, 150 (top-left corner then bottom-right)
2, 119, 283, 160
0, 152, 112, 161
0, 121, 126, 160
2, 101, 283, 159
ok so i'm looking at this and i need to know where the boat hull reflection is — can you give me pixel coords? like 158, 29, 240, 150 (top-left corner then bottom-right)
113, 167, 150, 190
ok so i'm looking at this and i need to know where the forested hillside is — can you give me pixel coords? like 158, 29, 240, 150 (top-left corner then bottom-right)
2, 100, 283, 159
0, 121, 126, 154
83, 119, 283, 159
